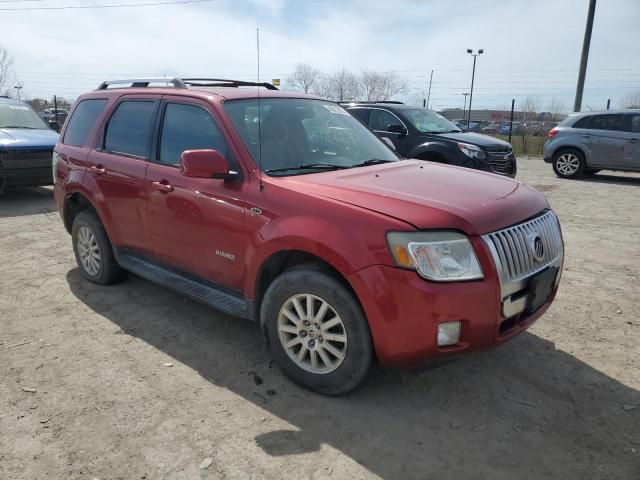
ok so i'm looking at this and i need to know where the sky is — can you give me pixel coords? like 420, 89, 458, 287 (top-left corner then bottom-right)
2, 0, 639, 112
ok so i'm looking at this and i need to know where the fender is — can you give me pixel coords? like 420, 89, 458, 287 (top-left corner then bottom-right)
243, 214, 383, 300
409, 141, 451, 160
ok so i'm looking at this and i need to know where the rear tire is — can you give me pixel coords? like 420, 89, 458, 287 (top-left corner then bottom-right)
552, 148, 585, 179
71, 210, 127, 285
261, 266, 373, 395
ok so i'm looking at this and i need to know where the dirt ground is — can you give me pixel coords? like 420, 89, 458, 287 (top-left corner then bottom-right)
1, 158, 639, 480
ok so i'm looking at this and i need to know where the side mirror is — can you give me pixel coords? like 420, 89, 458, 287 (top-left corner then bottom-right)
180, 149, 237, 180
387, 124, 407, 136
381, 137, 396, 150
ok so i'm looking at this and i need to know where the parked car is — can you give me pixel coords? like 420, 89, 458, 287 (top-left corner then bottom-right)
481, 122, 502, 135
53, 77, 563, 394
39, 107, 69, 132
0, 96, 59, 192
544, 110, 640, 178
500, 122, 524, 136
345, 102, 517, 177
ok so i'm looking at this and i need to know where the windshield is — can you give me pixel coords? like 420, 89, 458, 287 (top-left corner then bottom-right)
224, 98, 398, 176
403, 108, 461, 134
0, 103, 50, 129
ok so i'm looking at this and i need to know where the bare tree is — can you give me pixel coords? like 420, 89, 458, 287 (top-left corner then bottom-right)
360, 70, 407, 101
621, 91, 640, 109
520, 95, 541, 121
286, 63, 321, 94
0, 45, 16, 97
313, 69, 361, 101
548, 96, 566, 121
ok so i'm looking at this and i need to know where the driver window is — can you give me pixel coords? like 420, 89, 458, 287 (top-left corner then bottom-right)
159, 103, 229, 166
370, 109, 401, 132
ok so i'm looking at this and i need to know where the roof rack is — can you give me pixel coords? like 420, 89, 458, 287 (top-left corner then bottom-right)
337, 100, 404, 105
96, 77, 278, 91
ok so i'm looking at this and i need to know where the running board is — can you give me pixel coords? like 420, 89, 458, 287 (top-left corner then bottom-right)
115, 250, 254, 320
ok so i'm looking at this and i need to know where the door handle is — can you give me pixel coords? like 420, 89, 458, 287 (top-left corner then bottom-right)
89, 165, 106, 175
152, 180, 174, 193
580, 134, 591, 139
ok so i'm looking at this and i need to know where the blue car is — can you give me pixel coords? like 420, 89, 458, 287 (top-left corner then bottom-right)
0, 96, 59, 192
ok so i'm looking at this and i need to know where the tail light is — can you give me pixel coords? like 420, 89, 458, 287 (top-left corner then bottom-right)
547, 128, 559, 139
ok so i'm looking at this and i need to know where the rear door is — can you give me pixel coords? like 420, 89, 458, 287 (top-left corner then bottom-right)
622, 113, 640, 168
145, 97, 247, 290
579, 114, 627, 167
86, 96, 158, 254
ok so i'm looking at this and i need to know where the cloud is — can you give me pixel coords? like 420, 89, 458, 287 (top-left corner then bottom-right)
2, 0, 638, 109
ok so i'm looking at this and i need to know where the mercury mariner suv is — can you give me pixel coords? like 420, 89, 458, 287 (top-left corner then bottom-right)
53, 78, 564, 395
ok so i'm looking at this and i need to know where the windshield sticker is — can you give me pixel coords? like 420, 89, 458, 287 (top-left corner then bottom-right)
8, 106, 30, 111
323, 104, 349, 115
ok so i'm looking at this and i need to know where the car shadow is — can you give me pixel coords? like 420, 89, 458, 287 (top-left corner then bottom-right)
576, 172, 640, 187
0, 187, 56, 218
65, 268, 640, 479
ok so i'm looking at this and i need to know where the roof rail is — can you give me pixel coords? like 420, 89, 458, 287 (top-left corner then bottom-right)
337, 100, 404, 105
96, 77, 278, 91
97, 78, 186, 90
181, 78, 278, 90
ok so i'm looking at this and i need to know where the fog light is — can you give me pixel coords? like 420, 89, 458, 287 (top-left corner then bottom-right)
437, 321, 461, 346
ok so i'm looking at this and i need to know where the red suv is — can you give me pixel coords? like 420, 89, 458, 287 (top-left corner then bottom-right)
53, 78, 564, 394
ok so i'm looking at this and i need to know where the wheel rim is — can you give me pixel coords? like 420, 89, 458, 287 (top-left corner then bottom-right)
77, 226, 101, 276
556, 153, 580, 175
277, 294, 348, 374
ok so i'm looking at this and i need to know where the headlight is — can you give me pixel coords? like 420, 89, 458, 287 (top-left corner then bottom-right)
387, 231, 483, 281
457, 142, 486, 159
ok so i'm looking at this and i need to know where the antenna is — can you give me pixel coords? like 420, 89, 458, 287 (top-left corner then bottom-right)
256, 27, 264, 192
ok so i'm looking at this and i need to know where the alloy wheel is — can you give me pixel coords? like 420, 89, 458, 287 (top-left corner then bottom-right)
555, 153, 580, 176
277, 293, 348, 374
77, 226, 101, 276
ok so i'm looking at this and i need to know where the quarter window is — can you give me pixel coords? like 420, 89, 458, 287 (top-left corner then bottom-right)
63, 99, 107, 147
104, 101, 156, 158
159, 103, 229, 166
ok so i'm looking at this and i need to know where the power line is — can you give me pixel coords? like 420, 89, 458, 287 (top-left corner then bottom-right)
0, 0, 212, 11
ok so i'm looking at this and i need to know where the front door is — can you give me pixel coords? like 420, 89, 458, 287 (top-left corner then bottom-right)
368, 108, 411, 156
145, 98, 246, 291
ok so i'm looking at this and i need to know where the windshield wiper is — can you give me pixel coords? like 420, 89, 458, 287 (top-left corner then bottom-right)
265, 163, 349, 174
348, 159, 395, 168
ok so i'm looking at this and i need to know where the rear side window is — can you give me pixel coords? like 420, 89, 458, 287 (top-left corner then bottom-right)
159, 103, 229, 166
63, 99, 107, 147
586, 114, 625, 132
104, 101, 156, 158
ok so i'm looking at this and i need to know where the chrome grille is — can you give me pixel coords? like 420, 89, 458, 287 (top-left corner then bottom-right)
487, 151, 515, 175
482, 211, 563, 282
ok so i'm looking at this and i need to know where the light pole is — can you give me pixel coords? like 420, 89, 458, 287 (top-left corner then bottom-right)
13, 85, 22, 101
466, 48, 483, 128
462, 92, 470, 122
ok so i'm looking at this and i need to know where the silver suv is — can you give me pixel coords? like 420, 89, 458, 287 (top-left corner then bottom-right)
543, 110, 640, 178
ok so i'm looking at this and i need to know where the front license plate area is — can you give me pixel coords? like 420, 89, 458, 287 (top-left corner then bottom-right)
525, 267, 558, 314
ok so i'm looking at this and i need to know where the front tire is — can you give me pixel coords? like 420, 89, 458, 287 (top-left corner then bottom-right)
71, 210, 127, 285
261, 267, 373, 395
552, 149, 585, 179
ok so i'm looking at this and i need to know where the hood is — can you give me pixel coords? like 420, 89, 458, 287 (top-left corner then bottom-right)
428, 131, 512, 149
279, 160, 548, 235
0, 128, 59, 150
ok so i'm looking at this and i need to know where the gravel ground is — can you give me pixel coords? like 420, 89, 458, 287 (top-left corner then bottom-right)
1, 157, 639, 480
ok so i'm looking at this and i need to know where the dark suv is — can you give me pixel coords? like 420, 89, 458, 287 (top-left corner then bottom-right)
53, 78, 562, 394
344, 102, 517, 177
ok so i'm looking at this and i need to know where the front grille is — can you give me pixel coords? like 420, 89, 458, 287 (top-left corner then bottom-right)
482, 211, 563, 282
487, 150, 515, 175
0, 149, 53, 170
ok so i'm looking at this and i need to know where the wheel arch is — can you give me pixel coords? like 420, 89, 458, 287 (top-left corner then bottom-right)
409, 141, 451, 163
63, 191, 100, 234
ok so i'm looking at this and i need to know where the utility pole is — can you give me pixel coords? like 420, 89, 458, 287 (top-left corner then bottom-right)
574, 0, 596, 112
426, 69, 434, 109
466, 49, 483, 128
462, 93, 470, 121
